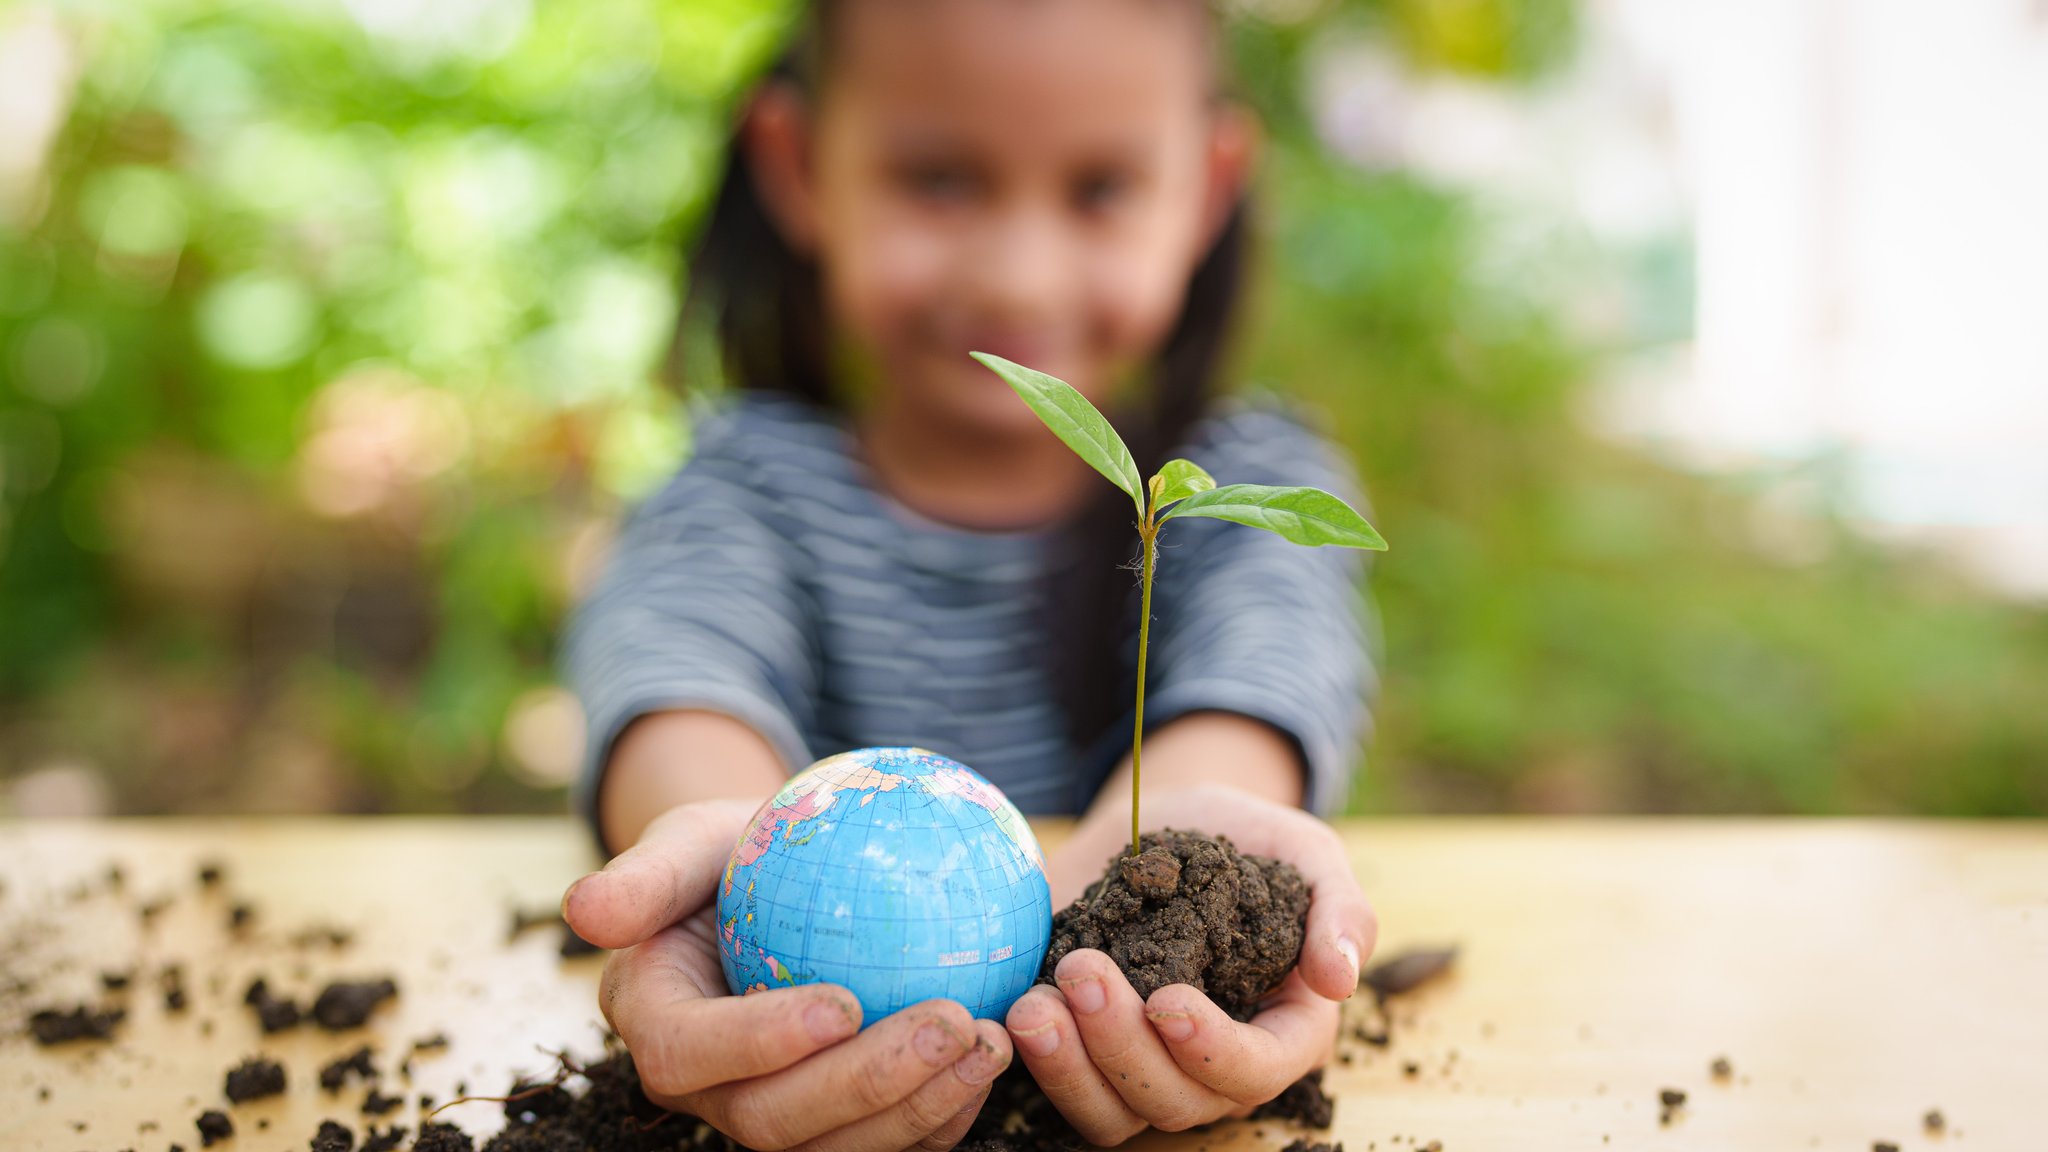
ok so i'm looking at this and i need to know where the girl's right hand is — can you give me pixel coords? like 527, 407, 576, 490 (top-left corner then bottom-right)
562, 799, 1014, 1152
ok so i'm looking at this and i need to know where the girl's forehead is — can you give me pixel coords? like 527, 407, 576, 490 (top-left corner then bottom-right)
819, 0, 1213, 132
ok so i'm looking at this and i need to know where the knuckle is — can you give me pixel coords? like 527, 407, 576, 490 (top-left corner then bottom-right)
631, 1029, 696, 1100
720, 1085, 798, 1151
1150, 1099, 1211, 1133
898, 1079, 964, 1137
845, 1045, 904, 1114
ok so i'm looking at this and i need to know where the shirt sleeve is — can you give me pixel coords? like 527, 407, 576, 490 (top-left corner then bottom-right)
1132, 402, 1379, 817
559, 437, 818, 854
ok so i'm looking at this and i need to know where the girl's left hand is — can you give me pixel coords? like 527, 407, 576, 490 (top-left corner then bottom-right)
1004, 784, 1376, 1146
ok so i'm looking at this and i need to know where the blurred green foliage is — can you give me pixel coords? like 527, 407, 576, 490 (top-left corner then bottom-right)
1, 0, 2043, 815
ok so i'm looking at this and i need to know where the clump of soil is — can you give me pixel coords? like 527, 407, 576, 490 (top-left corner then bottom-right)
195, 1109, 233, 1146
28, 1003, 125, 1045
1039, 829, 1309, 1021
1359, 947, 1457, 1000
1280, 1139, 1343, 1152
312, 1118, 355, 1151
224, 1055, 287, 1102
1248, 1068, 1334, 1128
320, 1044, 377, 1091
245, 976, 303, 1032
311, 977, 398, 1029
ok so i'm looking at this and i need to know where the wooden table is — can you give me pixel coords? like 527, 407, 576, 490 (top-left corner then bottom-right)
3, 818, 2044, 1151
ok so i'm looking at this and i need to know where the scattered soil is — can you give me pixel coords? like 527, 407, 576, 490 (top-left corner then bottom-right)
28, 1003, 125, 1045
320, 1044, 378, 1091
1280, 1139, 1342, 1152
224, 1056, 287, 1102
1039, 829, 1309, 1021
1248, 1068, 1335, 1128
1657, 1086, 1686, 1125
245, 976, 303, 1032
311, 977, 399, 1030
313, 1118, 355, 1151
1923, 1109, 1945, 1132
1710, 1055, 1732, 1079
195, 1109, 233, 1147
413, 1122, 475, 1152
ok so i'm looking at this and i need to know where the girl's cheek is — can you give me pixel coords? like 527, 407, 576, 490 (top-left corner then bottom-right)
828, 210, 958, 351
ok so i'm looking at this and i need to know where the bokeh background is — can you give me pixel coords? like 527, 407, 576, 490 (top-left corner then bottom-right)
3, 0, 2045, 819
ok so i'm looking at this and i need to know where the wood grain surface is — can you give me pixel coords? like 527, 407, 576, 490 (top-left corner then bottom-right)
3, 817, 2043, 1151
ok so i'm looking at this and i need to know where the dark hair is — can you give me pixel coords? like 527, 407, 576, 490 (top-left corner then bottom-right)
668, 4, 1252, 765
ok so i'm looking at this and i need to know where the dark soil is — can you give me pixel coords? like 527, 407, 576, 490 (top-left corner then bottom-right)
1039, 829, 1309, 1022
28, 1003, 125, 1045
313, 1118, 355, 1151
1280, 1139, 1343, 1152
320, 1044, 377, 1091
1248, 1068, 1334, 1128
224, 1056, 287, 1102
195, 1109, 233, 1147
311, 977, 398, 1029
246, 976, 303, 1032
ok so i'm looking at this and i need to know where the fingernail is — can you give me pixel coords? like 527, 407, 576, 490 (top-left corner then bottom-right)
805, 997, 854, 1045
1013, 1020, 1059, 1058
953, 1036, 1006, 1086
1059, 977, 1105, 1015
1146, 1010, 1194, 1043
915, 1020, 965, 1065
559, 876, 586, 919
1337, 935, 1362, 993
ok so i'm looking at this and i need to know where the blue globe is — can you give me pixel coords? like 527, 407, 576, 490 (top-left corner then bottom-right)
716, 747, 1054, 1023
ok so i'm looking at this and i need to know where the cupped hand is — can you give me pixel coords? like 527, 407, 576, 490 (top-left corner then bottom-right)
1003, 784, 1376, 1145
562, 800, 1013, 1152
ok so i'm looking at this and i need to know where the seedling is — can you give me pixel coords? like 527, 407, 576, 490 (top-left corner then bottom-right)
972, 352, 1387, 858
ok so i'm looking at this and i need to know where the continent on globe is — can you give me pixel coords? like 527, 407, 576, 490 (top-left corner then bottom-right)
716, 747, 1054, 1023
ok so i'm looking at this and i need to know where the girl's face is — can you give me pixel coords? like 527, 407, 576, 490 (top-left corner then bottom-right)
746, 0, 1253, 442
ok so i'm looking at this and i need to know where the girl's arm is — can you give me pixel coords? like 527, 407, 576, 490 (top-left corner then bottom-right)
597, 710, 789, 857
1085, 710, 1303, 815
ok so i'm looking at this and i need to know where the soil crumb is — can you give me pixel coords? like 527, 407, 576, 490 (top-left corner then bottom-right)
28, 1004, 125, 1045
312, 1118, 355, 1152
1040, 828, 1308, 1021
224, 1056, 287, 1102
1249, 1068, 1335, 1128
195, 1110, 233, 1147
312, 977, 398, 1030
245, 977, 303, 1032
320, 1044, 377, 1091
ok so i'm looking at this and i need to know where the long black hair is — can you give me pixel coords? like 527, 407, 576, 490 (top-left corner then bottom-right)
668, 2, 1252, 764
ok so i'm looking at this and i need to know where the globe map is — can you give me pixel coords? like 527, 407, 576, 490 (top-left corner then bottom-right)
717, 747, 1055, 1023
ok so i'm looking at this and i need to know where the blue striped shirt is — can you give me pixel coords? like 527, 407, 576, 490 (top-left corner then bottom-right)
562, 390, 1377, 846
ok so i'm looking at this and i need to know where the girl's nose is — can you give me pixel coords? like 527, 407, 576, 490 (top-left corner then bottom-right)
969, 202, 1077, 327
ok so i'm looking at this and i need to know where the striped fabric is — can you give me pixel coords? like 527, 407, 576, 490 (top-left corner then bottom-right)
562, 390, 1377, 848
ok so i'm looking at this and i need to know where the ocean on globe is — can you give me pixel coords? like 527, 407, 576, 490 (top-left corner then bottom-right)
716, 747, 1054, 1023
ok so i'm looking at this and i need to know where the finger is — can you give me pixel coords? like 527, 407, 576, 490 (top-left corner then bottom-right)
1266, 821, 1378, 1002
1143, 972, 1338, 1107
790, 1019, 1011, 1152
1052, 949, 1231, 1132
1006, 984, 1146, 1147
565, 800, 754, 949
604, 923, 863, 1099
706, 999, 979, 1150
917, 1081, 995, 1152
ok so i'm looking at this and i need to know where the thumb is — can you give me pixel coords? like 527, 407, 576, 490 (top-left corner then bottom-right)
562, 799, 758, 950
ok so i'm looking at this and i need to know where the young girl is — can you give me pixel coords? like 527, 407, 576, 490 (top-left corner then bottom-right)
559, 1, 1380, 1147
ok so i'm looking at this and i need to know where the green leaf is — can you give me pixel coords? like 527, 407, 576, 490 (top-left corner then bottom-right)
1162, 483, 1388, 549
970, 352, 1143, 517
1151, 458, 1215, 512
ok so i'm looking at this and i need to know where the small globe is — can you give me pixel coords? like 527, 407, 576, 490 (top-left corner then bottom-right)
717, 747, 1054, 1023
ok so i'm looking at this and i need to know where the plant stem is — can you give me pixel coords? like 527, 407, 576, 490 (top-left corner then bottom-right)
1130, 518, 1158, 859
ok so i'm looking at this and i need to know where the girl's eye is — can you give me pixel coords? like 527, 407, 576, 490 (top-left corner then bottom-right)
1073, 171, 1132, 214
897, 163, 976, 203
